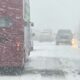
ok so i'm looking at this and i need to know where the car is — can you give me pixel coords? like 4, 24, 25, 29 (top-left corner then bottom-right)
39, 31, 53, 42
56, 29, 73, 45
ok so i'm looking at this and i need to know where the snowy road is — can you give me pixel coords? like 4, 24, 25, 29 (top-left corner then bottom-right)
0, 41, 80, 80
30, 41, 80, 59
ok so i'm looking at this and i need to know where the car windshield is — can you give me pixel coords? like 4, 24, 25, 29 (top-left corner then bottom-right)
0, 0, 80, 80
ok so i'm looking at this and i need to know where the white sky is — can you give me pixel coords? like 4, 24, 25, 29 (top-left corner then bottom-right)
30, 0, 80, 32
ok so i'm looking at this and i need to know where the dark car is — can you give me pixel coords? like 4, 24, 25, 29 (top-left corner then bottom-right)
56, 29, 73, 45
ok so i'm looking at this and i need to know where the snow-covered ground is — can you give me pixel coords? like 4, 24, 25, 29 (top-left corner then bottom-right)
30, 41, 80, 59
0, 41, 80, 80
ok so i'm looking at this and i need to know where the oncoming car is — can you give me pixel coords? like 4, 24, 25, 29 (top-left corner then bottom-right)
56, 29, 73, 45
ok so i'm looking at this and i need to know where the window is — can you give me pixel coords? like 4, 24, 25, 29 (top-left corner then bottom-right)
0, 16, 12, 27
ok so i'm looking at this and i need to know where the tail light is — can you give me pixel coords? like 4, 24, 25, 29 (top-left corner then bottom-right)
16, 42, 20, 51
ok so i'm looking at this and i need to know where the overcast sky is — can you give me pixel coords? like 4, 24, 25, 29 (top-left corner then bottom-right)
30, 0, 80, 32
